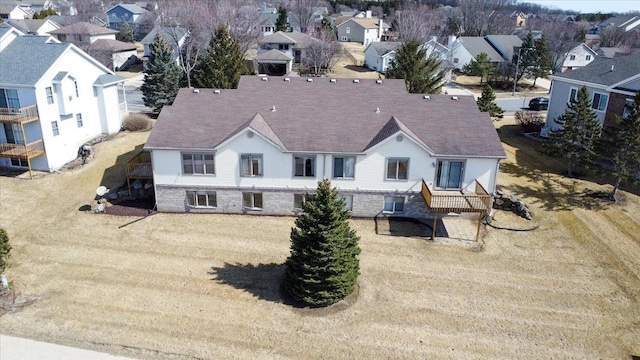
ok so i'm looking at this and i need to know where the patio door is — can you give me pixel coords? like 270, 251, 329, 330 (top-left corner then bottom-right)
0, 89, 20, 109
3, 123, 24, 145
436, 160, 464, 190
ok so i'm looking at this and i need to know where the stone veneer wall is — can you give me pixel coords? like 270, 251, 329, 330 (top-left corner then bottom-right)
155, 185, 433, 219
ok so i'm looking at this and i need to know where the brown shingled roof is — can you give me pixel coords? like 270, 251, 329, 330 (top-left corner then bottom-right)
146, 77, 505, 158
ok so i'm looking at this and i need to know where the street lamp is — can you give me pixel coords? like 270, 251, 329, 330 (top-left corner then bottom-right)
512, 47, 533, 96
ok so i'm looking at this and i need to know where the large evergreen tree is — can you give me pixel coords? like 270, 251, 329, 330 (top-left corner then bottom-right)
192, 25, 245, 89
387, 38, 445, 94
531, 35, 551, 87
543, 86, 602, 177
141, 33, 181, 113
476, 85, 504, 120
0, 228, 10, 274
596, 91, 640, 198
513, 33, 537, 90
116, 19, 136, 43
283, 179, 361, 307
463, 52, 495, 85
275, 6, 289, 32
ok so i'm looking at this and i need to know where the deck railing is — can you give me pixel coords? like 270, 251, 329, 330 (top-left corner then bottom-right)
0, 139, 45, 159
0, 105, 40, 124
125, 152, 153, 179
421, 179, 491, 213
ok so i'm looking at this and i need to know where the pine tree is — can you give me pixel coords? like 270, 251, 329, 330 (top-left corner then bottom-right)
141, 33, 181, 113
116, 19, 136, 43
596, 91, 640, 198
192, 25, 245, 89
476, 85, 504, 120
387, 38, 445, 94
0, 228, 10, 274
513, 33, 536, 90
543, 86, 602, 177
275, 6, 289, 32
531, 35, 551, 87
283, 179, 361, 307
463, 53, 495, 85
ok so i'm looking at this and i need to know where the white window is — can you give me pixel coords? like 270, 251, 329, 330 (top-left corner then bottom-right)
76, 113, 83, 128
346, 27, 350, 34
569, 54, 576, 60
386, 158, 409, 180
436, 160, 465, 189
294, 194, 305, 210
51, 121, 59, 136
384, 196, 404, 212
46, 87, 54, 104
182, 153, 215, 175
187, 191, 217, 208
242, 192, 263, 209
240, 154, 263, 176
591, 92, 609, 112
340, 195, 353, 211
586, 55, 591, 60
333, 156, 355, 178
568, 87, 578, 103
294, 156, 315, 177
623, 98, 634, 119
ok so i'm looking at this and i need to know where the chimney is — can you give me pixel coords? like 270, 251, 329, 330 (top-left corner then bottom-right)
448, 35, 457, 47
378, 18, 383, 39
366, 10, 372, 18
430, 36, 437, 43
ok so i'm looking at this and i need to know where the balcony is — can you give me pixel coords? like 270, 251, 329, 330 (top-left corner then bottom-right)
0, 105, 40, 124
421, 179, 491, 241
0, 140, 45, 160
125, 151, 152, 198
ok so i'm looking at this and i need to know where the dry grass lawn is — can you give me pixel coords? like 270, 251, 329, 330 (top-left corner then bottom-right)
0, 121, 639, 359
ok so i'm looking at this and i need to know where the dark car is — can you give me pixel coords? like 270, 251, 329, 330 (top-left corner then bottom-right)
529, 97, 549, 111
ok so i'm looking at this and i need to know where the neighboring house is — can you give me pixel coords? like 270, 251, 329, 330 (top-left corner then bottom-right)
0, 25, 128, 175
561, 43, 597, 72
258, 3, 278, 35
484, 35, 522, 63
597, 15, 640, 33
0, 2, 31, 19
423, 37, 454, 81
543, 52, 640, 134
50, 21, 136, 70
597, 47, 633, 58
255, 31, 315, 75
5, 18, 60, 35
144, 76, 505, 220
511, 11, 527, 27
106, 3, 148, 35
140, 26, 188, 65
363, 41, 399, 73
449, 35, 508, 70
335, 11, 390, 46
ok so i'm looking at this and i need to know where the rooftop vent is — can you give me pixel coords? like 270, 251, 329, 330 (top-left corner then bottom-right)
451, 96, 459, 101
307, 78, 313, 82
376, 79, 383, 84
611, 65, 615, 71
261, 77, 268, 81
423, 95, 430, 100
375, 107, 380, 113
192, 89, 200, 93
284, 77, 291, 82
213, 89, 221, 94
330, 78, 337, 83
353, 79, 360, 84
271, 105, 276, 112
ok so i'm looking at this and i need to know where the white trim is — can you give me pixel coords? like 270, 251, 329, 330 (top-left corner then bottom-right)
364, 130, 435, 155
214, 126, 286, 152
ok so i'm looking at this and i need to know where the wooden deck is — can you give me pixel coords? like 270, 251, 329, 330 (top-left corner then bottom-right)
421, 179, 491, 241
0, 105, 40, 124
125, 151, 153, 199
0, 140, 45, 160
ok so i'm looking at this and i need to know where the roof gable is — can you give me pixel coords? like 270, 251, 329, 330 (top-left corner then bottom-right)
365, 116, 433, 154
106, 3, 146, 14
259, 31, 296, 45
217, 112, 286, 151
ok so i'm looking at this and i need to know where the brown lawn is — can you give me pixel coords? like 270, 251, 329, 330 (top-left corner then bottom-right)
0, 120, 639, 359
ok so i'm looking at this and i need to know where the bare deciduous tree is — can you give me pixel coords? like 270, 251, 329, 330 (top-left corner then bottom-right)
599, 26, 627, 47
210, 0, 265, 55
394, 6, 429, 42
289, 0, 319, 33
538, 17, 588, 74
303, 30, 341, 76
72, 0, 106, 24
454, 0, 514, 37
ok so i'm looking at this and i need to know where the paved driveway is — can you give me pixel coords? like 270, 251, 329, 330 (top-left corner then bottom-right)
0, 335, 135, 360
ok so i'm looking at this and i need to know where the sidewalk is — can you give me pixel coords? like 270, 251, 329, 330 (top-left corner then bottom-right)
0, 335, 135, 360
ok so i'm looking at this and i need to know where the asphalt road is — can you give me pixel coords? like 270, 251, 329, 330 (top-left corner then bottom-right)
495, 97, 548, 112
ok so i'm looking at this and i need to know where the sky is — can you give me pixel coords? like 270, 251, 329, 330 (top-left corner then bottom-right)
522, 0, 640, 14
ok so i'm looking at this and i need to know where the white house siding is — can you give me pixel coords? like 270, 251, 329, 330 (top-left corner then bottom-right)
152, 129, 500, 218
562, 45, 595, 72
544, 80, 608, 131
450, 46, 473, 70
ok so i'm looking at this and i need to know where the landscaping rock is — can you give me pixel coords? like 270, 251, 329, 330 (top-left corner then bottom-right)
493, 190, 532, 220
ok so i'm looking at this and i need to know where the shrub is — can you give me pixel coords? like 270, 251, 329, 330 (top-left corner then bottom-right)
122, 113, 152, 132
516, 110, 544, 133
0, 228, 10, 274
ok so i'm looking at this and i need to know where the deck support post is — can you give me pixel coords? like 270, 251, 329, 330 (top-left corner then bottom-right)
20, 122, 33, 179
475, 211, 485, 242
432, 212, 437, 240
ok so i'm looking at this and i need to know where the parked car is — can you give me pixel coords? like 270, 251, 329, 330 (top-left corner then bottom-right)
529, 97, 549, 110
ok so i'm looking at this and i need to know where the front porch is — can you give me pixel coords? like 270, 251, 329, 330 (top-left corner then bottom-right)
421, 179, 491, 241
0, 105, 45, 179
